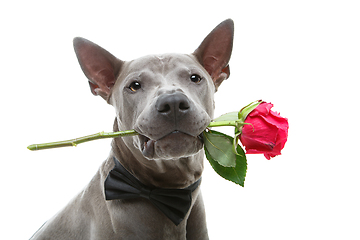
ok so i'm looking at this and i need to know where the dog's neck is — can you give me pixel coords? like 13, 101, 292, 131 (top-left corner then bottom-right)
111, 119, 204, 189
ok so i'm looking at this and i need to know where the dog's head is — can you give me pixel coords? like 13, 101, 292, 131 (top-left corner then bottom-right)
74, 19, 234, 160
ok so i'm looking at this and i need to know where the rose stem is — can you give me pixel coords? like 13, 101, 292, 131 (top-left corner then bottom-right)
27, 121, 238, 151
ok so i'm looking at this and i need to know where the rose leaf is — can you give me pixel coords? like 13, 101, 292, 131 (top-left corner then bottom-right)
203, 130, 236, 167
204, 133, 247, 187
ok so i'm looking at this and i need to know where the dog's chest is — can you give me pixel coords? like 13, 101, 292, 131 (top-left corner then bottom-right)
106, 199, 187, 239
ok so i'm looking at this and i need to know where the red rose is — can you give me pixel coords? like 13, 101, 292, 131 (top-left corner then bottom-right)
240, 102, 289, 160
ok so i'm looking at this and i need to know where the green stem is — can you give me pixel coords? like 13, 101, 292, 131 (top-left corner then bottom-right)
27, 130, 138, 151
207, 120, 237, 128
27, 121, 240, 151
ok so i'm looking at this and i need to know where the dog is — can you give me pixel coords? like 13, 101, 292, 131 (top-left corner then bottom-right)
30, 19, 234, 240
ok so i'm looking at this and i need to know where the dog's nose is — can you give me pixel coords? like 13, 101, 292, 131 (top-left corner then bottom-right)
156, 92, 190, 118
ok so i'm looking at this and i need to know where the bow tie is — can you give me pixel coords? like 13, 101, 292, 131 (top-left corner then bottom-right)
104, 157, 201, 226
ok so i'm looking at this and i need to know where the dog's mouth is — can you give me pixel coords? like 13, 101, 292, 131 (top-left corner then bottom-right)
138, 131, 204, 160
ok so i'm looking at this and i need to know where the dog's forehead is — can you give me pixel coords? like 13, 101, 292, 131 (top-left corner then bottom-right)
126, 53, 200, 74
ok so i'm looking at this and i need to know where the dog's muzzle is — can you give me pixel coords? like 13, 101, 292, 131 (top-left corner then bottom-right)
138, 131, 204, 160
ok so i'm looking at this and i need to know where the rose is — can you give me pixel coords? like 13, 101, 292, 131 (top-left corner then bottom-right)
239, 102, 289, 160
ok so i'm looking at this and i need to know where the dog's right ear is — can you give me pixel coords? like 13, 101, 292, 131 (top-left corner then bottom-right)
73, 37, 123, 100
193, 19, 234, 91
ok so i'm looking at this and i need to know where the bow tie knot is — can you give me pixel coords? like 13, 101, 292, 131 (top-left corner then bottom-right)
139, 187, 151, 199
104, 158, 201, 226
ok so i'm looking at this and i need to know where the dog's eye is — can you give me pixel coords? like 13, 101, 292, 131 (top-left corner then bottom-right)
190, 74, 202, 83
129, 81, 141, 92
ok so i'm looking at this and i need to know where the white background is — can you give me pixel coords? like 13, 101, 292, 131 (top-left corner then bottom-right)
1, 0, 359, 239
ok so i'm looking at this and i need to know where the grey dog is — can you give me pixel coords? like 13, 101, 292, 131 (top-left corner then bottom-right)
30, 19, 234, 240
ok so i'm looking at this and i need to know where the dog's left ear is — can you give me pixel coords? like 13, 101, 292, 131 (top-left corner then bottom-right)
193, 19, 234, 91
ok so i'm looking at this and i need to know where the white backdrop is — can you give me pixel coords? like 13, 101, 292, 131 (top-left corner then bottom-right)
1, 0, 359, 239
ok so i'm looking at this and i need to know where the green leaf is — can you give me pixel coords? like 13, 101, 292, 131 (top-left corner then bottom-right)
213, 111, 239, 122
204, 131, 247, 187
203, 130, 236, 167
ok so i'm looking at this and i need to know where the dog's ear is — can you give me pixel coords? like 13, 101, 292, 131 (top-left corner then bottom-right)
193, 19, 234, 91
73, 37, 122, 100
